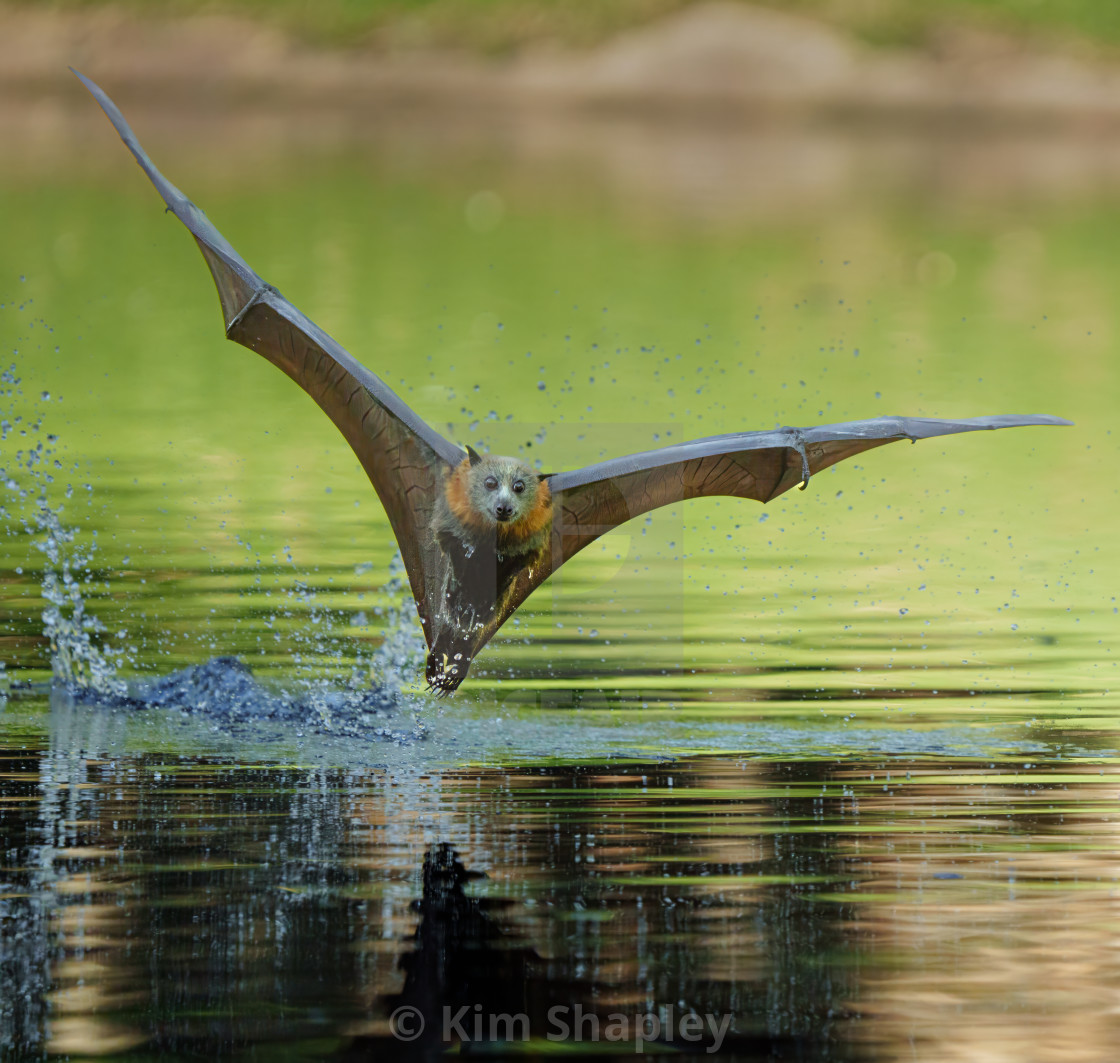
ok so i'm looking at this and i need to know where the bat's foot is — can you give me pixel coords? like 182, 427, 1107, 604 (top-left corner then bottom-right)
425, 648, 470, 695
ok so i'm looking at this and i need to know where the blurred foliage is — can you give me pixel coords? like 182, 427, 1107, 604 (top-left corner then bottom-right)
789, 0, 1120, 50
11, 0, 1120, 54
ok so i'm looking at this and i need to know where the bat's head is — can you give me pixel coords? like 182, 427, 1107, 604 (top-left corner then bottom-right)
462, 447, 547, 528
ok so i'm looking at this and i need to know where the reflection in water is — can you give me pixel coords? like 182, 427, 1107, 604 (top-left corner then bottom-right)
836, 764, 1120, 1062
356, 843, 542, 1059
0, 749, 51, 1053
5, 693, 1118, 1060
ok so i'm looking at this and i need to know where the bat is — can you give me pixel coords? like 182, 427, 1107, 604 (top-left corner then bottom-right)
75, 71, 1071, 694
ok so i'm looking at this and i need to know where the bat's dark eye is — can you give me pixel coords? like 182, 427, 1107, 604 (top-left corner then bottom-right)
512, 480, 525, 494
484, 477, 499, 491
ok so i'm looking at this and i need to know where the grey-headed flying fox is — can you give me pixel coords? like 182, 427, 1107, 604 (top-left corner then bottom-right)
76, 71, 1071, 694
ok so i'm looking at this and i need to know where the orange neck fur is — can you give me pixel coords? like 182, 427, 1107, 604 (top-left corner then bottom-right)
444, 458, 553, 547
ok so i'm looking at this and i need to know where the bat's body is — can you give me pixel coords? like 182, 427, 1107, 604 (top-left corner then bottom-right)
428, 451, 552, 688
76, 72, 1071, 694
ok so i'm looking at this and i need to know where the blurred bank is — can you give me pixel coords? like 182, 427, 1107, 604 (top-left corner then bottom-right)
8, 2, 1120, 218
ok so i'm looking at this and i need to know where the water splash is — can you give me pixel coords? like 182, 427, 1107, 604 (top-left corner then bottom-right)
35, 503, 125, 698
98, 554, 429, 741
1, 358, 124, 698
261, 547, 428, 732
363, 551, 426, 696
1, 308, 425, 722
305, 552, 428, 734
109, 554, 429, 741
131, 655, 421, 742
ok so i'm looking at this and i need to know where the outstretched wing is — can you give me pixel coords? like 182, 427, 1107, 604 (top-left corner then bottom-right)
75, 71, 464, 625
546, 415, 1071, 567
454, 414, 1070, 665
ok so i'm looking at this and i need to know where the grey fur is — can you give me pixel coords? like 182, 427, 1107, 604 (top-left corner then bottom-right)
431, 455, 548, 558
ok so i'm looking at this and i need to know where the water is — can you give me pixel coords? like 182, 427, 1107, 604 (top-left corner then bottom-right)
4, 726, 1120, 1059
1, 97, 1118, 1058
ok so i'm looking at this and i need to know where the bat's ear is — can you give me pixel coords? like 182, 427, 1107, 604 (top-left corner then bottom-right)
466, 445, 483, 467
538, 472, 554, 481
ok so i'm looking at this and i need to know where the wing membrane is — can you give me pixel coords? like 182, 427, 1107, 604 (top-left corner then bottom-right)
549, 414, 1071, 564
75, 70, 463, 625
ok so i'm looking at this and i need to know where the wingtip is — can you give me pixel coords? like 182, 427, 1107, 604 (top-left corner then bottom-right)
70, 67, 99, 94
1020, 415, 1074, 427
70, 68, 129, 138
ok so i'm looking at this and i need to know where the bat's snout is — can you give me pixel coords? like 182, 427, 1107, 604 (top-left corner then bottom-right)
494, 504, 514, 522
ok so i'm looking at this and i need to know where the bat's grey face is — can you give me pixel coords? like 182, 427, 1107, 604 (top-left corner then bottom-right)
468, 456, 541, 525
